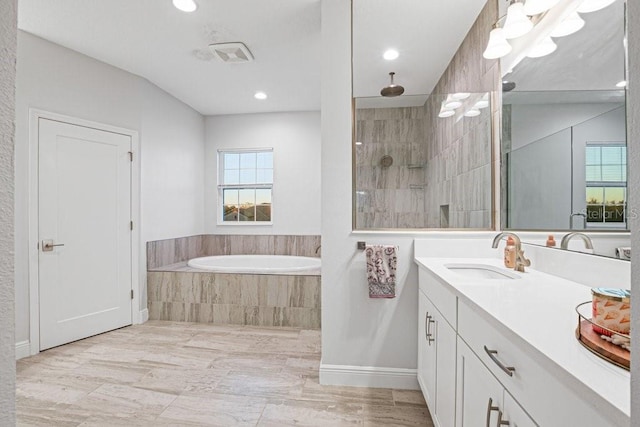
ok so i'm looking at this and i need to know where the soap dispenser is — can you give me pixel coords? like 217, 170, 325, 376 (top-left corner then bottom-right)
504, 236, 516, 268
546, 235, 556, 247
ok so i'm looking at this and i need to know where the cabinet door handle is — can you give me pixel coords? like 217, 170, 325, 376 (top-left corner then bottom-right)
486, 397, 499, 427
484, 346, 516, 377
425, 313, 435, 345
425, 313, 430, 341
497, 410, 510, 426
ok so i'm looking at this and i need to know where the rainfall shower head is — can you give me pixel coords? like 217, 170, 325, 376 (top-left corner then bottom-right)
380, 72, 405, 97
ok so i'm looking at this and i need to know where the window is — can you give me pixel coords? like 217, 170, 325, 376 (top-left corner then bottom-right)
585, 144, 626, 225
218, 149, 273, 223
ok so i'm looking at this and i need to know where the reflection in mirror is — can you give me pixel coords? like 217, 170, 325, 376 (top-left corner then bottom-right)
354, 92, 492, 229
503, 90, 626, 230
352, 0, 495, 230
500, 0, 627, 231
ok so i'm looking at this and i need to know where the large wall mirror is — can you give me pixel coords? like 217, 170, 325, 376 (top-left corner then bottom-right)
352, 0, 493, 230
501, 0, 628, 233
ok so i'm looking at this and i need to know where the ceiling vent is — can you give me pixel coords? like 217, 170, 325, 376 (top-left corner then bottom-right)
208, 42, 254, 63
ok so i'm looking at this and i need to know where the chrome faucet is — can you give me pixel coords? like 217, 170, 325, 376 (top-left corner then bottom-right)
491, 232, 531, 273
569, 212, 587, 229
560, 232, 593, 251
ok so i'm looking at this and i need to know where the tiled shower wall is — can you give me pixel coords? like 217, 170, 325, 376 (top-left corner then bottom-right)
355, 107, 427, 228
422, 0, 499, 228
354, 1, 499, 229
147, 234, 321, 269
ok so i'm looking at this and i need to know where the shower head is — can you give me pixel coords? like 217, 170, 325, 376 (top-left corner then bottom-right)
380, 72, 405, 97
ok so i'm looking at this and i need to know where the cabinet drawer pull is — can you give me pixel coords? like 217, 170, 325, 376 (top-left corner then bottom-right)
484, 346, 515, 377
497, 410, 510, 426
486, 397, 499, 427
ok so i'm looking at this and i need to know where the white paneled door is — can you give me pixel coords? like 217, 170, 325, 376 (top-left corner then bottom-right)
38, 118, 132, 350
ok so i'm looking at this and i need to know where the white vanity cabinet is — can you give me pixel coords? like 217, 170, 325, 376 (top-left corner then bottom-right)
417, 289, 457, 427
456, 338, 536, 427
418, 281, 457, 427
416, 259, 628, 427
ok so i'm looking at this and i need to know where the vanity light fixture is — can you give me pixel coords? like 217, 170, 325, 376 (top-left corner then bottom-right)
443, 97, 463, 109
172, 0, 197, 12
464, 108, 481, 117
616, 80, 627, 88
502, 1, 533, 39
577, 0, 616, 13
452, 92, 471, 100
474, 94, 490, 109
523, 0, 560, 16
550, 11, 585, 37
438, 109, 456, 118
254, 91, 268, 100
526, 36, 557, 58
383, 49, 399, 60
355, 141, 363, 145
483, 27, 513, 59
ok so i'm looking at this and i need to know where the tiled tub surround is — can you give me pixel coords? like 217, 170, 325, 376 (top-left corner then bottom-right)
147, 234, 321, 270
147, 235, 321, 329
147, 272, 321, 328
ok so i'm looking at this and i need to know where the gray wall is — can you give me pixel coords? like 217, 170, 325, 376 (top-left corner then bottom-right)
629, 0, 640, 420
14, 32, 206, 342
508, 105, 625, 229
0, 0, 16, 423
509, 128, 572, 229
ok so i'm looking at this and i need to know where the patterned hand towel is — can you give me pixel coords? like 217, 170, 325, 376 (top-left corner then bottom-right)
365, 245, 398, 298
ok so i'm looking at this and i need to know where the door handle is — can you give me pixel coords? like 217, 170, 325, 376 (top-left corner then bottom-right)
42, 239, 65, 252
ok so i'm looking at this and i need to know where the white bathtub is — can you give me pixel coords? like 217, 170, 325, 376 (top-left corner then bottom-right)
187, 255, 321, 275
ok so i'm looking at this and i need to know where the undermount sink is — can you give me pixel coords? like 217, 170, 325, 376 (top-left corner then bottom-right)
444, 263, 521, 280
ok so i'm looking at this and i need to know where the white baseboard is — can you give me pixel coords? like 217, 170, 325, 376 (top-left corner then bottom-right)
139, 308, 149, 324
319, 363, 419, 390
15, 340, 31, 360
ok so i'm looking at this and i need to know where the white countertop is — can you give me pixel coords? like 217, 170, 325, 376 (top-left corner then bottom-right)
414, 256, 630, 419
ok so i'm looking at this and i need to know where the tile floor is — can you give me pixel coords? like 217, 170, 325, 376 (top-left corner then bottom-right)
16, 321, 433, 426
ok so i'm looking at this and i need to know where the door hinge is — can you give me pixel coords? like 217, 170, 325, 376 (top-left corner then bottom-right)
128, 151, 133, 162
131, 289, 134, 300
130, 221, 133, 230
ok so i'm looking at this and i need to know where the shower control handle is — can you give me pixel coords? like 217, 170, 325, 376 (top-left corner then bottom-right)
42, 239, 65, 252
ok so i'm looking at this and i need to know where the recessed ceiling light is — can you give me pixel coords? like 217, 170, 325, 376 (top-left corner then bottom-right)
254, 91, 268, 100
616, 80, 627, 88
527, 36, 557, 58
383, 49, 399, 61
172, 0, 197, 12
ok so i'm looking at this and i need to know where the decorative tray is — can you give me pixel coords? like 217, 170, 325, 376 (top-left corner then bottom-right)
575, 302, 630, 370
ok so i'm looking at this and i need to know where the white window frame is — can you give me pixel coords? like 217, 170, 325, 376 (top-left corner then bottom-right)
217, 148, 274, 225
585, 143, 627, 229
